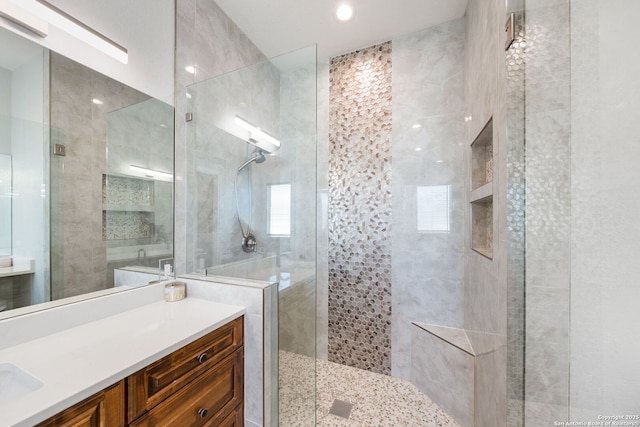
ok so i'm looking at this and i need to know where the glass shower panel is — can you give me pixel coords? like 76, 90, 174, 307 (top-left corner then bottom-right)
509, 0, 640, 425
186, 45, 317, 426
505, 1, 526, 425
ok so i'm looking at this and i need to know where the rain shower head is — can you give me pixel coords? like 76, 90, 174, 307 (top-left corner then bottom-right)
234, 115, 281, 154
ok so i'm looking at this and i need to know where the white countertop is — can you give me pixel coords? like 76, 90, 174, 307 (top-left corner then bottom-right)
0, 298, 244, 427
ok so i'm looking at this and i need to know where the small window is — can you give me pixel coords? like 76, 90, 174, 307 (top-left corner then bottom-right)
268, 183, 291, 236
417, 185, 451, 232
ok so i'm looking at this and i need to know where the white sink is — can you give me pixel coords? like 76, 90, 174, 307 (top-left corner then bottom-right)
0, 363, 43, 402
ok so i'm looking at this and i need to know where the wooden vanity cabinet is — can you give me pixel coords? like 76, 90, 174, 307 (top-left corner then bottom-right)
128, 316, 244, 426
37, 316, 244, 427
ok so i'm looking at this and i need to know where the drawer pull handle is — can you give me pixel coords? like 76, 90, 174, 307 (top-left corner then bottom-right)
197, 353, 208, 363
198, 408, 208, 418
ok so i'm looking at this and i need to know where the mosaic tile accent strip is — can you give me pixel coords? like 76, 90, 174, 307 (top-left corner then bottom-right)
328, 42, 393, 375
523, 3, 572, 419
102, 174, 154, 207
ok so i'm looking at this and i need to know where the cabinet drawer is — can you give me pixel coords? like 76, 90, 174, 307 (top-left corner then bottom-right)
130, 349, 243, 427
208, 406, 243, 427
128, 316, 243, 420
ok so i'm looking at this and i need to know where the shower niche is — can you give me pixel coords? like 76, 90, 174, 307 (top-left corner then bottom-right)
470, 117, 493, 259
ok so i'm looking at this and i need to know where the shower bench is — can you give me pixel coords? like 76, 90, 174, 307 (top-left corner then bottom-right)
410, 322, 505, 426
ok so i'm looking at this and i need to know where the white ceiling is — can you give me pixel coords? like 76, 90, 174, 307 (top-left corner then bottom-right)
214, 0, 468, 60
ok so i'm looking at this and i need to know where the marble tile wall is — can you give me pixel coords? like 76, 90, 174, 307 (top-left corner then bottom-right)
463, 0, 508, 424
49, 53, 149, 300
463, 0, 506, 337
328, 42, 393, 375
391, 18, 466, 380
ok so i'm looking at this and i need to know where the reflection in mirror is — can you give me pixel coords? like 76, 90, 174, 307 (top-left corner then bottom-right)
105, 98, 174, 286
0, 27, 47, 313
0, 27, 174, 317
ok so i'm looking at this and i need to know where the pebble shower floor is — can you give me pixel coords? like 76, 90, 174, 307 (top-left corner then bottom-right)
279, 351, 460, 426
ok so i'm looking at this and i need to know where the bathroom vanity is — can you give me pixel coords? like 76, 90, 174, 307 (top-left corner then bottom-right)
0, 291, 245, 427
36, 316, 243, 426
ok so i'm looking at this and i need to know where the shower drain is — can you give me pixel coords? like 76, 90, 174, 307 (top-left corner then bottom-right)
329, 399, 353, 419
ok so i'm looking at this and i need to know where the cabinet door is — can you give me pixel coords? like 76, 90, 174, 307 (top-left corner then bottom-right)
130, 349, 243, 427
36, 381, 125, 427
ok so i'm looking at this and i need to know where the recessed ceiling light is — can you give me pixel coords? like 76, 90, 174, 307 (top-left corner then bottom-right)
92, 98, 103, 105
412, 124, 421, 129
185, 65, 196, 74
415, 147, 422, 152
336, 4, 353, 22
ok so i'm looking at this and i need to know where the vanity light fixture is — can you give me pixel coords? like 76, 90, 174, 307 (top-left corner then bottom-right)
5, 0, 128, 63
336, 4, 354, 22
0, 0, 49, 37
234, 115, 281, 154
130, 165, 173, 181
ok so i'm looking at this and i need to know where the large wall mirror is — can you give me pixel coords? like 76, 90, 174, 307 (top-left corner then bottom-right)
0, 1, 175, 318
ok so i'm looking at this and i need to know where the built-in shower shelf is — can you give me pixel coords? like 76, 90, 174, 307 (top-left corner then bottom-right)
102, 174, 156, 241
471, 118, 493, 190
0, 259, 35, 278
470, 182, 492, 203
470, 117, 494, 260
103, 204, 155, 212
472, 246, 493, 259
